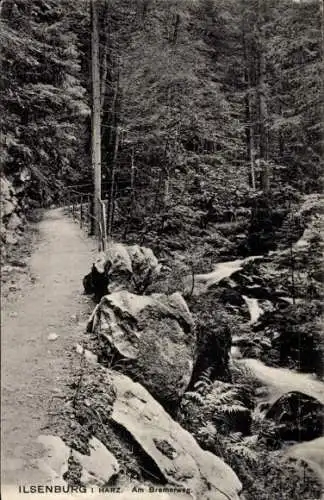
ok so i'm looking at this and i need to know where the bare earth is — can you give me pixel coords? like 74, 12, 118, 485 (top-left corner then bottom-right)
1, 209, 96, 488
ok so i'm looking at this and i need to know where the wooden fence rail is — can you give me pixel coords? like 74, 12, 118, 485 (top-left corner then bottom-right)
63, 189, 107, 251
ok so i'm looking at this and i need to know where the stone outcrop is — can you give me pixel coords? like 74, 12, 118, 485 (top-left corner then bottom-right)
87, 290, 195, 405
83, 243, 161, 299
110, 370, 242, 500
37, 434, 119, 486
265, 391, 323, 441
72, 363, 242, 500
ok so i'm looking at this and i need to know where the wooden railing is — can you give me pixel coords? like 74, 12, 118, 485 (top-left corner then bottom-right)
62, 188, 108, 251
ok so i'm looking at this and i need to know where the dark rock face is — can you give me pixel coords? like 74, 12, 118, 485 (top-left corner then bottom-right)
83, 264, 109, 302
83, 243, 161, 300
265, 391, 324, 442
255, 302, 323, 375
219, 288, 245, 307
83, 272, 94, 294
225, 407, 252, 436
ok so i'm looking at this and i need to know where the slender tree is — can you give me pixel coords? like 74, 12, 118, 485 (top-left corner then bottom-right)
91, 0, 102, 237
257, 0, 270, 193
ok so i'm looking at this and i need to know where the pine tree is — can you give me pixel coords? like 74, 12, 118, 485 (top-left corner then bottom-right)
0, 0, 90, 206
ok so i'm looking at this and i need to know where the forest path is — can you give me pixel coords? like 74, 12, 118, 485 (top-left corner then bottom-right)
1, 208, 96, 489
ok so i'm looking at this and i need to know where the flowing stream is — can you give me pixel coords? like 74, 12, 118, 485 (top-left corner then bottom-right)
242, 295, 263, 324
239, 358, 324, 405
191, 255, 263, 294
204, 257, 324, 474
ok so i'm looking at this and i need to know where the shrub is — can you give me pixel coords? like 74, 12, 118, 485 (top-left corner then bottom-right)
187, 296, 236, 383
256, 302, 323, 375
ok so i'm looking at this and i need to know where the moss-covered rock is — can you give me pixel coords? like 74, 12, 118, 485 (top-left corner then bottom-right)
87, 290, 195, 406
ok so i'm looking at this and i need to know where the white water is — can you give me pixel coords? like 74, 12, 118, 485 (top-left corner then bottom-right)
239, 358, 324, 405
193, 255, 324, 407
195, 259, 245, 288
190, 255, 263, 295
208, 253, 324, 491
230, 346, 243, 359
242, 295, 263, 324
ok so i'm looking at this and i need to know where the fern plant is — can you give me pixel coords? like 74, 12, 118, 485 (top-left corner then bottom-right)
193, 368, 213, 395
180, 378, 253, 438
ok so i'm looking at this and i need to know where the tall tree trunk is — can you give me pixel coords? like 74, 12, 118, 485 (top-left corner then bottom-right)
320, 0, 324, 162
130, 147, 136, 198
91, 0, 102, 237
248, 89, 256, 190
163, 169, 170, 207
100, 1, 110, 113
243, 17, 256, 190
278, 100, 284, 159
257, 0, 270, 193
122, 148, 136, 240
172, 14, 180, 44
321, 0, 324, 59
0, 0, 5, 17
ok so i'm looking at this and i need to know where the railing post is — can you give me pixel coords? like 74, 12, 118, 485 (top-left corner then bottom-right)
98, 221, 103, 252
88, 196, 92, 236
72, 195, 75, 220
80, 196, 83, 228
89, 195, 95, 236
100, 199, 107, 251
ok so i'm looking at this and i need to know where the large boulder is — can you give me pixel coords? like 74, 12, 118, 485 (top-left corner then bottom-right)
265, 391, 323, 442
83, 243, 161, 300
110, 370, 242, 500
72, 363, 242, 500
87, 290, 195, 405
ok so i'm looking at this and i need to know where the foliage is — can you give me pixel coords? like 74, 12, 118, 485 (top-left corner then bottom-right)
179, 373, 254, 437
239, 186, 302, 255
1, 0, 321, 236
0, 0, 90, 206
255, 301, 323, 375
178, 372, 322, 500
187, 294, 239, 383
229, 445, 322, 500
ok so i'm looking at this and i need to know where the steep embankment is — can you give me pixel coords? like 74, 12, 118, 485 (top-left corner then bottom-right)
1, 175, 25, 262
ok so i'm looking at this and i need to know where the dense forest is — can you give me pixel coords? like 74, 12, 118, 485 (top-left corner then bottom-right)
1, 1, 323, 499
1, 0, 322, 212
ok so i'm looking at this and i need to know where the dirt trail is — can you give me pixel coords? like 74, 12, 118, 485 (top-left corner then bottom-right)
1, 209, 96, 488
